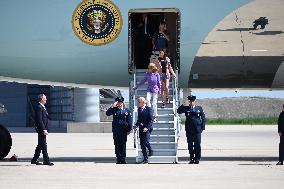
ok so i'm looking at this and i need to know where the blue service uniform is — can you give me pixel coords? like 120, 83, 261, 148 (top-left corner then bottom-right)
278, 111, 284, 162
177, 104, 206, 161
106, 107, 132, 163
136, 106, 154, 160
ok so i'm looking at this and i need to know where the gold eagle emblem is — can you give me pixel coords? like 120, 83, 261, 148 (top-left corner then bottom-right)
72, 0, 123, 46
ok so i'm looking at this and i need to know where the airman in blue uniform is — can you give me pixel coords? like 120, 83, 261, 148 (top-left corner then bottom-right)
106, 97, 132, 164
177, 95, 205, 164
277, 104, 284, 165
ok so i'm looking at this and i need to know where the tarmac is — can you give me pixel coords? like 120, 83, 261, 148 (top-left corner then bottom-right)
1, 125, 284, 189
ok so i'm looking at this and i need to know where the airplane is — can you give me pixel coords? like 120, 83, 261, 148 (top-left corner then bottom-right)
1, 0, 284, 159
2, 0, 283, 89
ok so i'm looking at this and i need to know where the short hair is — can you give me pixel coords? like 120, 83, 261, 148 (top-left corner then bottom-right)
138, 97, 147, 104
38, 94, 46, 101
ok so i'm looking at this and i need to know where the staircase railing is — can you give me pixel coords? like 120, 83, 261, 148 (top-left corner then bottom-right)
132, 66, 180, 163
130, 66, 139, 162
173, 71, 181, 134
172, 70, 180, 163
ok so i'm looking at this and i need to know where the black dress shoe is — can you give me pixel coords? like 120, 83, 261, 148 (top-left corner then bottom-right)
194, 160, 200, 164
188, 160, 194, 164
276, 161, 283, 165
121, 161, 127, 164
31, 160, 42, 165
43, 162, 54, 166
139, 159, 148, 164
143, 159, 148, 164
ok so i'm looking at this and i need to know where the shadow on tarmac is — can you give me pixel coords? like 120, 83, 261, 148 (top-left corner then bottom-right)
0, 156, 277, 164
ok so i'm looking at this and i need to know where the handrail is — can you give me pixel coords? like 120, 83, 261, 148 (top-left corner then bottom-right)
174, 71, 181, 134
172, 69, 180, 162
172, 70, 180, 132
131, 65, 140, 162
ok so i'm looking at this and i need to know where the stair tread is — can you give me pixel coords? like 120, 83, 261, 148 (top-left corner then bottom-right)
152, 127, 175, 130
151, 135, 175, 137
153, 122, 174, 124
137, 141, 176, 145
158, 114, 175, 117
138, 149, 176, 152
154, 121, 174, 124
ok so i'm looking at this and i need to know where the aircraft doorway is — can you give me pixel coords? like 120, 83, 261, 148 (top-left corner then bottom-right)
128, 9, 180, 73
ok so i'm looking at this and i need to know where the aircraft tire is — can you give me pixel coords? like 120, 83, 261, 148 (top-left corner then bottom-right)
0, 124, 12, 160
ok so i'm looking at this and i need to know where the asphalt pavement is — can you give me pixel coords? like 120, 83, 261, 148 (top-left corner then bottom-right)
0, 125, 283, 189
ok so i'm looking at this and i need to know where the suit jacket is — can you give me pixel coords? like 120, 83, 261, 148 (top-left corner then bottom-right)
136, 106, 154, 131
278, 111, 284, 133
35, 103, 50, 132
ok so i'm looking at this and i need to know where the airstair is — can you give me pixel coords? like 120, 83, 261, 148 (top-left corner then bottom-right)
130, 67, 181, 163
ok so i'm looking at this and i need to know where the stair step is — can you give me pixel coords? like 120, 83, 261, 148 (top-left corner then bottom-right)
154, 120, 174, 124
137, 142, 176, 149
150, 135, 175, 142
153, 122, 174, 129
138, 149, 176, 156
155, 114, 174, 121
137, 156, 178, 163
157, 108, 174, 114
157, 100, 174, 103
151, 128, 175, 135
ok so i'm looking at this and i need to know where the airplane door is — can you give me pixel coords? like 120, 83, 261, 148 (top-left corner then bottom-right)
128, 9, 180, 74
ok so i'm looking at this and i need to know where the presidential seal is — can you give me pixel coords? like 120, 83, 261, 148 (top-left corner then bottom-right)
72, 0, 123, 46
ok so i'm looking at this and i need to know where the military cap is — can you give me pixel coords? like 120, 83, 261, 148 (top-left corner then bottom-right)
115, 96, 124, 102
187, 95, 196, 101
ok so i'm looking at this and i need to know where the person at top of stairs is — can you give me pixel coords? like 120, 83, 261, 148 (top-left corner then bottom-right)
133, 63, 161, 122
157, 49, 176, 108
135, 97, 154, 164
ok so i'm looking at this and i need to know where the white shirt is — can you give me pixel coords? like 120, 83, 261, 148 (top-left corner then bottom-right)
141, 105, 146, 111
39, 103, 47, 113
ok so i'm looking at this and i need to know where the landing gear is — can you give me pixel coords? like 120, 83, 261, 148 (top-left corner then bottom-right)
0, 124, 12, 160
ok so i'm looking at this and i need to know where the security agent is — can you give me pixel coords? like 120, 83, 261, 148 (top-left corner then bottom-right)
31, 94, 54, 166
106, 97, 132, 164
277, 104, 284, 165
135, 97, 153, 164
177, 95, 205, 164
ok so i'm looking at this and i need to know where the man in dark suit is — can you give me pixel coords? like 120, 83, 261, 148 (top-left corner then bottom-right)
31, 94, 54, 166
106, 96, 132, 164
177, 95, 205, 164
136, 97, 153, 164
277, 104, 284, 165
